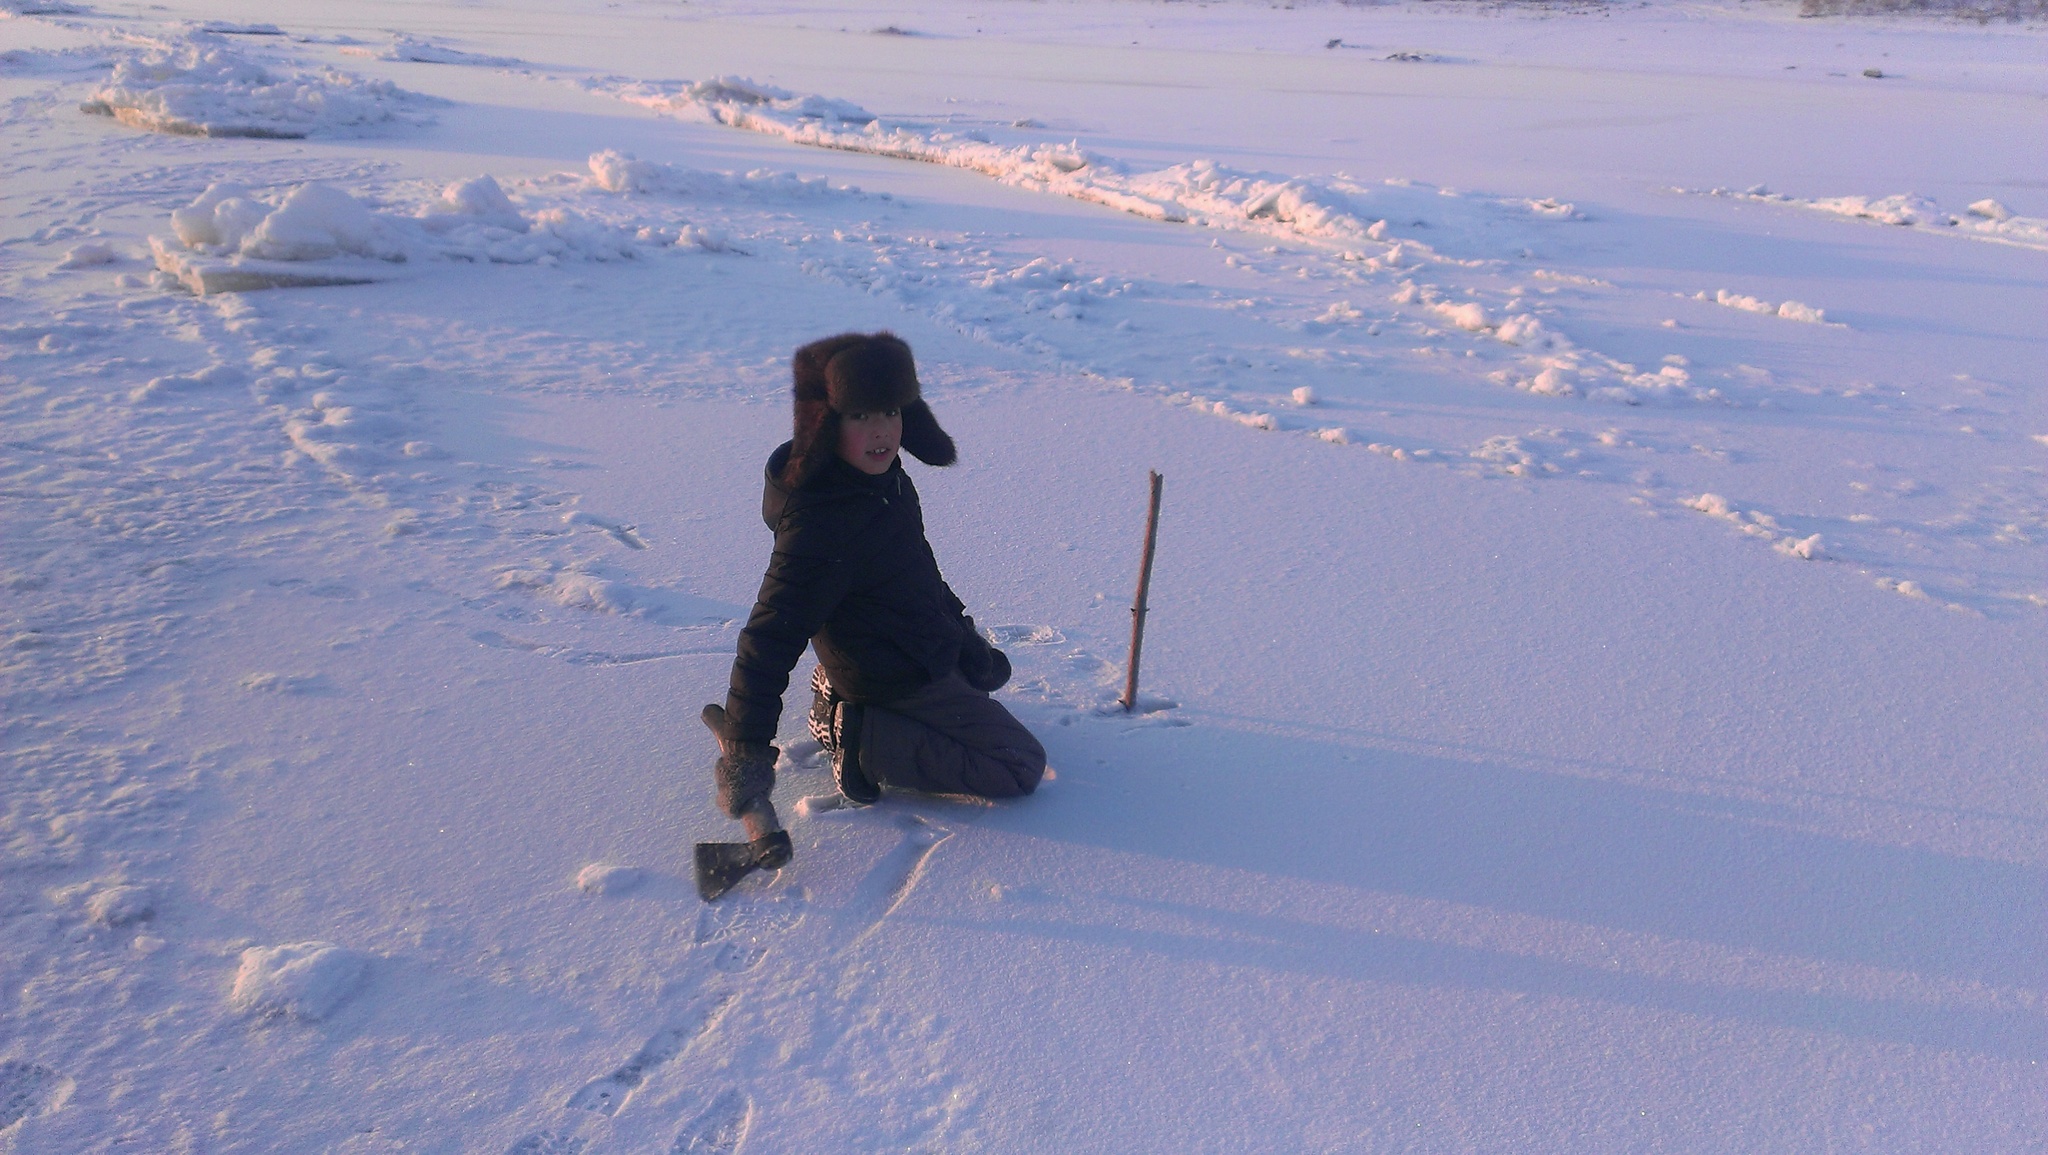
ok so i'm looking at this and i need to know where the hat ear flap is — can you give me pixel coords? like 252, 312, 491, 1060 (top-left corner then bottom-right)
784, 399, 839, 487
899, 399, 956, 467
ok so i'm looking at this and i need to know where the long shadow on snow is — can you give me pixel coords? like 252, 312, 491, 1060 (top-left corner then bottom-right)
922, 899, 2046, 1061
999, 719, 2047, 1055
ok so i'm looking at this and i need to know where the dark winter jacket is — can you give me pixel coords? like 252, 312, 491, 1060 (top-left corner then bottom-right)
721, 441, 972, 744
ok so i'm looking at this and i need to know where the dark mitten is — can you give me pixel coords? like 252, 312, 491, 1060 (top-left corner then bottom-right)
971, 647, 1012, 692
956, 619, 1012, 693
702, 704, 777, 819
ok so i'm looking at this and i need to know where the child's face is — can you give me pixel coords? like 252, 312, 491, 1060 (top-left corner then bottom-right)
836, 408, 903, 475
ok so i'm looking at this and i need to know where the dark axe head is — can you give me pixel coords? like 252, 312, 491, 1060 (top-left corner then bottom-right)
693, 830, 793, 901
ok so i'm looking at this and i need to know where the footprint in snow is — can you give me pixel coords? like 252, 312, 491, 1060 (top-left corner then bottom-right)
692, 885, 805, 946
505, 1131, 585, 1155
0, 1061, 67, 1131
565, 993, 733, 1116
672, 1089, 751, 1154
710, 942, 766, 973
984, 623, 1063, 646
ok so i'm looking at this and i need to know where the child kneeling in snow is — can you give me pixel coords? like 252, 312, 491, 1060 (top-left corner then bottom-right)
702, 332, 1045, 859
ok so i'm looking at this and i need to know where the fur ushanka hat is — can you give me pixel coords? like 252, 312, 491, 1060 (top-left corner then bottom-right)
784, 331, 956, 487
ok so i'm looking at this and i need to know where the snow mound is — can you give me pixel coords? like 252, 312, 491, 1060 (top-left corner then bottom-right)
86, 884, 155, 927
575, 862, 643, 896
1429, 299, 1490, 331
341, 35, 521, 67
154, 181, 408, 293
228, 942, 367, 1021
1688, 492, 1737, 518
1688, 187, 2048, 252
591, 76, 1573, 259
1480, 315, 1727, 405
584, 150, 845, 219
1494, 314, 1550, 346
419, 173, 639, 263
1811, 192, 1945, 226
81, 36, 434, 139
1877, 577, 1933, 601
1777, 533, 1826, 560
422, 174, 526, 231
1389, 276, 1726, 405
497, 564, 651, 616
280, 390, 403, 468
1687, 494, 1825, 559
54, 242, 118, 269
494, 560, 736, 626
151, 171, 688, 293
1699, 289, 1831, 325
173, 181, 409, 261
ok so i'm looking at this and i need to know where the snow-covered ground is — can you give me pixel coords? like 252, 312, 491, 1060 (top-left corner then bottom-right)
4, 0, 2045, 1150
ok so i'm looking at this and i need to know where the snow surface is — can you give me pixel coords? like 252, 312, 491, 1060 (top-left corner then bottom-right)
3, 0, 2046, 1151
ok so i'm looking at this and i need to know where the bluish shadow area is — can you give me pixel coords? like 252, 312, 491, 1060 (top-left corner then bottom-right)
999, 718, 2047, 1055
923, 899, 2047, 1061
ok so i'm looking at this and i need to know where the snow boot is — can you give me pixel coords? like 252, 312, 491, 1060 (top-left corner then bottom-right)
810, 667, 880, 805
807, 665, 837, 751
831, 699, 880, 806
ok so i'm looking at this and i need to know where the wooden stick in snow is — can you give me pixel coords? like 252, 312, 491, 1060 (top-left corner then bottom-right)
1120, 471, 1164, 713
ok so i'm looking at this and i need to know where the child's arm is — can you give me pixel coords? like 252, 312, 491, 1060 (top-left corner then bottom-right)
721, 530, 857, 744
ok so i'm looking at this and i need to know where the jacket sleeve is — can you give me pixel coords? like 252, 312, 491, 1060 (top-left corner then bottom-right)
722, 518, 859, 744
